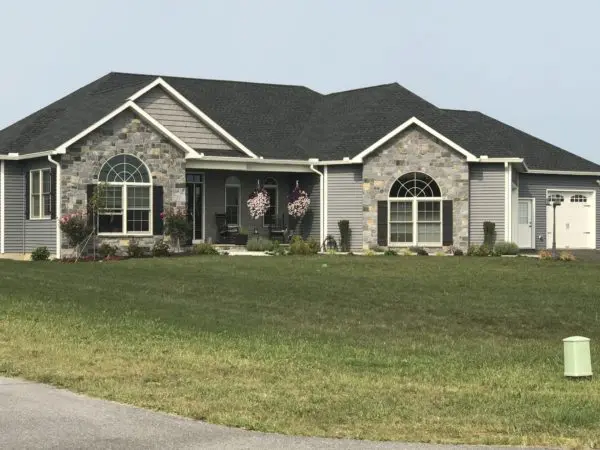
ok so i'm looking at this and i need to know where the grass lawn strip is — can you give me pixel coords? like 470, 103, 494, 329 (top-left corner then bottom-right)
0, 256, 598, 448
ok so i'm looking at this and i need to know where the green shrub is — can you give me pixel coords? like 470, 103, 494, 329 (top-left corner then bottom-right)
127, 239, 147, 258
494, 241, 520, 256
453, 248, 464, 256
483, 221, 496, 248
467, 244, 491, 257
246, 236, 274, 252
31, 246, 50, 261
409, 246, 425, 253
289, 236, 318, 255
338, 220, 350, 252
152, 239, 170, 257
268, 240, 287, 256
401, 249, 413, 256
370, 245, 384, 252
192, 242, 219, 255
416, 248, 429, 256
98, 242, 118, 258
383, 249, 397, 256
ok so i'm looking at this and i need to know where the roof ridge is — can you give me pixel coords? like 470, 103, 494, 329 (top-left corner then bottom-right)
325, 82, 398, 96
108, 71, 320, 93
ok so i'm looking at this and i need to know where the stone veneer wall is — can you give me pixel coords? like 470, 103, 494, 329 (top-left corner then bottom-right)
60, 110, 186, 250
362, 127, 469, 249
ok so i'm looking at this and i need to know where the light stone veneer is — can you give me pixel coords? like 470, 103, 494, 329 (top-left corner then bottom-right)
362, 128, 469, 249
60, 110, 186, 250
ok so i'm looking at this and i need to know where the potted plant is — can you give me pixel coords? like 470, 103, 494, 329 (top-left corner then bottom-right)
235, 227, 249, 245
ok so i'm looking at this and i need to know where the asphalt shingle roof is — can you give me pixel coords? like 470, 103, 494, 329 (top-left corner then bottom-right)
0, 72, 598, 172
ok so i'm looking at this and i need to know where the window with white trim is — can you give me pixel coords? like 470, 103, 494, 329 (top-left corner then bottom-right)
548, 194, 564, 204
570, 194, 587, 203
30, 169, 52, 219
263, 177, 278, 226
97, 154, 152, 234
225, 176, 241, 225
388, 172, 442, 246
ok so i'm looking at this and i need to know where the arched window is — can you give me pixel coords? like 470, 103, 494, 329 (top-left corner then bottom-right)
97, 154, 152, 234
548, 194, 564, 204
388, 172, 442, 245
225, 176, 241, 225
570, 194, 587, 203
263, 177, 278, 226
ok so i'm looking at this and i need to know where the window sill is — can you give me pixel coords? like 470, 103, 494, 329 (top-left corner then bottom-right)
29, 217, 52, 221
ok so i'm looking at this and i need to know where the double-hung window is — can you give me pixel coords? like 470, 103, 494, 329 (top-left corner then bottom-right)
97, 154, 152, 235
263, 177, 278, 226
30, 169, 51, 219
388, 172, 442, 246
225, 176, 241, 225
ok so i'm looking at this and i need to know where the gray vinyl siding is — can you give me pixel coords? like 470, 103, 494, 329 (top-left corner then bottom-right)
519, 173, 600, 250
137, 87, 233, 151
326, 165, 363, 252
298, 172, 320, 241
3, 160, 56, 254
469, 164, 505, 244
4, 162, 25, 253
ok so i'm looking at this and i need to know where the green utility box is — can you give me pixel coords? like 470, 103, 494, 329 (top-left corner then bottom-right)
563, 336, 592, 378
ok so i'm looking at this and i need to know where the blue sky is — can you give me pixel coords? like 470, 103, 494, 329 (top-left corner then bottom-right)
2, 0, 599, 162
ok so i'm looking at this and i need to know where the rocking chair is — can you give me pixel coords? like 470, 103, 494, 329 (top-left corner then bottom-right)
215, 213, 240, 244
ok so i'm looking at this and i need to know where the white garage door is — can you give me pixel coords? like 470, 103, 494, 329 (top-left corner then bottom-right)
546, 190, 596, 249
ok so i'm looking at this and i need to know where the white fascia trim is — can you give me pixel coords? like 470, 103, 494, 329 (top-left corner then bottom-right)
473, 157, 524, 163
51, 101, 200, 158
47, 155, 61, 258
1, 160, 4, 253
352, 116, 479, 163
129, 77, 258, 159
186, 159, 313, 173
528, 169, 600, 176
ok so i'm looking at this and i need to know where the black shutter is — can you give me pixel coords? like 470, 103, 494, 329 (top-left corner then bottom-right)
24, 170, 30, 219
50, 167, 57, 219
86, 184, 95, 227
442, 200, 453, 246
377, 201, 388, 246
153, 186, 164, 235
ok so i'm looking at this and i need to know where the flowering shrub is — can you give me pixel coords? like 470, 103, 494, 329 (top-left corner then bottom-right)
247, 187, 270, 219
287, 185, 310, 218
59, 213, 91, 248
161, 208, 191, 244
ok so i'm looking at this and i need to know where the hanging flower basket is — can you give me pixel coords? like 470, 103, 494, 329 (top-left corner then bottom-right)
287, 183, 310, 218
247, 186, 270, 219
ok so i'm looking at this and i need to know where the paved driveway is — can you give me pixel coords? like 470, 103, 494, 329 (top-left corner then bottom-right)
0, 377, 551, 450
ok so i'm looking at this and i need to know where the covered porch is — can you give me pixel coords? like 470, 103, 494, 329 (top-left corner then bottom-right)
184, 168, 320, 245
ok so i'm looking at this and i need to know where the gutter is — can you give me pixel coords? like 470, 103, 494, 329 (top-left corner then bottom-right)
47, 155, 61, 259
309, 164, 324, 246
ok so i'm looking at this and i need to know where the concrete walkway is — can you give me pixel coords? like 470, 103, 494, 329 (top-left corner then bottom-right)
0, 377, 551, 450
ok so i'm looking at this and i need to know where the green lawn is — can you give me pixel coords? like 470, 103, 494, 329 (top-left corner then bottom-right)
0, 256, 599, 448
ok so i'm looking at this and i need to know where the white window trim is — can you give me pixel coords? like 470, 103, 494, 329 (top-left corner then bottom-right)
388, 198, 443, 247
97, 155, 153, 236
263, 177, 278, 228
225, 177, 241, 226
29, 169, 51, 220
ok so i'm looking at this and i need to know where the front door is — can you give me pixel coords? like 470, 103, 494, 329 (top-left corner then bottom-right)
186, 173, 204, 242
517, 199, 534, 248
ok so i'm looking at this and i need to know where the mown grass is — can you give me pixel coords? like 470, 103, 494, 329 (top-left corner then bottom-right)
0, 256, 599, 448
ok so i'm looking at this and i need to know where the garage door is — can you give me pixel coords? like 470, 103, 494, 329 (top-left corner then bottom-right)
546, 191, 596, 249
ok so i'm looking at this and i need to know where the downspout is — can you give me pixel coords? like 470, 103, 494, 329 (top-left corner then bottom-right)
323, 166, 328, 240
309, 165, 324, 246
48, 155, 61, 259
504, 162, 511, 242
0, 160, 4, 254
